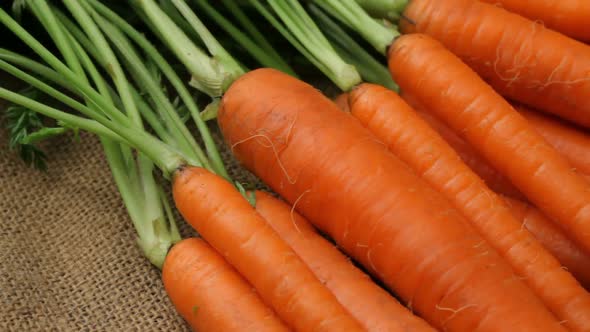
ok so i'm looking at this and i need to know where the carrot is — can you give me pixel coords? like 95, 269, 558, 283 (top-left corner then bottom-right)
516, 105, 590, 176
172, 167, 363, 332
349, 82, 590, 330
162, 238, 289, 331
399, 91, 526, 200
400, 0, 590, 128
402, 93, 590, 195
338, 91, 524, 200
254, 190, 436, 332
478, 0, 590, 42
218, 67, 567, 332
390, 32, 590, 259
501, 197, 590, 289
393, 92, 590, 288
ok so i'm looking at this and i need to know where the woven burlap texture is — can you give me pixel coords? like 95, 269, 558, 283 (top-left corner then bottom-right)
0, 97, 264, 330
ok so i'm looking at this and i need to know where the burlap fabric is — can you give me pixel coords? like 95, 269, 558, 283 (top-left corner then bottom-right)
0, 86, 264, 330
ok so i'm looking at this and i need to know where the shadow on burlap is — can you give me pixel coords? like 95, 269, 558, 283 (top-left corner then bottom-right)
0, 101, 265, 331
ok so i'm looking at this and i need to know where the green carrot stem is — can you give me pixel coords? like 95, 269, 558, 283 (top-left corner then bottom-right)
249, 0, 361, 91
157, 0, 206, 46
353, 0, 407, 22
63, 0, 142, 127
132, 0, 235, 96
192, 0, 297, 76
86, 0, 229, 179
309, 4, 398, 91
0, 8, 144, 132
61, 12, 166, 235
312, 0, 399, 55
220, 0, 289, 66
16, 2, 182, 267
158, 185, 182, 244
51, 9, 176, 147
85, 5, 208, 168
171, 0, 243, 80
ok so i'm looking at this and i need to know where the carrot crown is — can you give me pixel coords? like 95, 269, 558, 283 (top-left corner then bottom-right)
131, 0, 244, 97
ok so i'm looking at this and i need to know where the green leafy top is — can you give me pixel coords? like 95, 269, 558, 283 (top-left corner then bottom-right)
4, 86, 70, 170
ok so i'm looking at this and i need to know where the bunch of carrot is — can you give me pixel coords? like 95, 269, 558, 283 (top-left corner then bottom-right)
4, 0, 590, 331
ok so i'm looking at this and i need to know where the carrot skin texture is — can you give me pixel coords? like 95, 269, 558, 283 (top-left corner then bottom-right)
517, 106, 590, 175
218, 68, 566, 332
502, 197, 590, 289
254, 191, 436, 332
389, 33, 590, 264
349, 83, 590, 329
338, 91, 524, 200
172, 167, 363, 332
162, 238, 289, 331
399, 91, 525, 200
478, 0, 590, 42
400, 0, 590, 128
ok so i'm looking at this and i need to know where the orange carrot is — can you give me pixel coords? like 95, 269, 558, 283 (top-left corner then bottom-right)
396, 91, 590, 288
392, 92, 590, 289
389, 33, 590, 262
517, 105, 590, 175
337, 91, 524, 200
400, 0, 590, 128
218, 67, 566, 332
162, 238, 289, 331
479, 0, 590, 42
501, 197, 590, 289
399, 92, 590, 287
349, 82, 590, 330
401, 91, 526, 200
172, 167, 363, 332
254, 190, 436, 332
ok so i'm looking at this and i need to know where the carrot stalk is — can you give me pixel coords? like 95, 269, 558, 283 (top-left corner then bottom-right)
163, 238, 289, 331
131, 0, 241, 96
354, 0, 408, 22
348, 83, 590, 329
254, 191, 436, 332
309, 3, 398, 91
246, 0, 361, 91
192, 0, 297, 76
218, 67, 567, 332
400, 0, 590, 128
83, 0, 228, 179
311, 0, 398, 54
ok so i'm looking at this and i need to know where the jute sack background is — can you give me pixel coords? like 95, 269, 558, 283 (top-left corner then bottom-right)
0, 79, 265, 330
